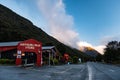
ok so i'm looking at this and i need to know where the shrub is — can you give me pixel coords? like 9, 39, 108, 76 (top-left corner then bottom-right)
72, 56, 79, 64
0, 59, 15, 64
53, 58, 59, 65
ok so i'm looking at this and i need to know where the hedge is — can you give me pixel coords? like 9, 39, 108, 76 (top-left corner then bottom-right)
0, 59, 15, 64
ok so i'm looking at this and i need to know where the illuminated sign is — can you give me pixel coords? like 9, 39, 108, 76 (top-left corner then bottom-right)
19, 43, 41, 49
20, 43, 41, 47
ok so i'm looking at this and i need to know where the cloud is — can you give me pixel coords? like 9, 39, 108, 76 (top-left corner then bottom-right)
37, 0, 106, 54
93, 45, 106, 55
95, 35, 120, 54
101, 35, 120, 45
77, 41, 106, 54
77, 41, 93, 47
37, 0, 79, 46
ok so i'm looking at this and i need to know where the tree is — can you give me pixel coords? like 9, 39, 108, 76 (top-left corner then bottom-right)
96, 54, 103, 62
72, 56, 79, 64
104, 41, 120, 63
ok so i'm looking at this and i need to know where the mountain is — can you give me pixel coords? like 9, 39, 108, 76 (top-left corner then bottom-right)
80, 46, 100, 57
0, 4, 90, 61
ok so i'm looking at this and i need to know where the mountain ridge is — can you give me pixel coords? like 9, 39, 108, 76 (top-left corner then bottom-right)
80, 46, 100, 57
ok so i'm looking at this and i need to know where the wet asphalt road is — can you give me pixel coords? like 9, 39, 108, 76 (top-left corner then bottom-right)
0, 62, 120, 80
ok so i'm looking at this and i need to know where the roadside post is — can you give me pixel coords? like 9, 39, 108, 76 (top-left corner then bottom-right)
79, 58, 81, 63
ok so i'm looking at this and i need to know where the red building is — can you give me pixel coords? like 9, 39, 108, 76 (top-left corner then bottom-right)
16, 39, 42, 66
0, 39, 42, 67
0, 39, 60, 67
0, 42, 19, 60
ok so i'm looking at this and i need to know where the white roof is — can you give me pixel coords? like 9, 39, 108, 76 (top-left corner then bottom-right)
0, 42, 55, 50
42, 46, 55, 50
0, 41, 20, 47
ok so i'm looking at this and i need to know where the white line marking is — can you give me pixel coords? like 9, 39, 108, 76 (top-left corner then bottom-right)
43, 75, 51, 78
27, 67, 72, 74
80, 67, 85, 72
31, 69, 41, 71
109, 69, 114, 72
87, 64, 93, 80
55, 68, 72, 74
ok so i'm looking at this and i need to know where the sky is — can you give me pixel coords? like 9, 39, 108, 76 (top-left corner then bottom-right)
0, 0, 120, 54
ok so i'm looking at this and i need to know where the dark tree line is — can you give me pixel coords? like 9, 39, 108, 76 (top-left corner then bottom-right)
103, 41, 120, 63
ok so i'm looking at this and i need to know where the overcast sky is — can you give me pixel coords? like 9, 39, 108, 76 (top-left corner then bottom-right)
1, 0, 120, 54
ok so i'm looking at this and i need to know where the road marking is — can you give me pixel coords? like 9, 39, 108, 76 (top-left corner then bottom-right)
87, 64, 93, 80
109, 69, 114, 72
55, 68, 72, 74
80, 67, 85, 72
27, 67, 72, 74
44, 75, 51, 78
30, 69, 41, 71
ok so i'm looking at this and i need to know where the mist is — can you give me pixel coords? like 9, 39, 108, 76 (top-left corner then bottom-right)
37, 0, 106, 54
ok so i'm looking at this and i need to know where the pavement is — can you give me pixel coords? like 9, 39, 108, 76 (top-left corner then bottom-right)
0, 62, 120, 80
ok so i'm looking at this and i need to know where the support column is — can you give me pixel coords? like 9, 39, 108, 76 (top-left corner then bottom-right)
49, 52, 51, 66
0, 49, 2, 59
0, 51, 1, 59
52, 50, 54, 65
16, 50, 22, 66
16, 58, 22, 66
36, 53, 42, 67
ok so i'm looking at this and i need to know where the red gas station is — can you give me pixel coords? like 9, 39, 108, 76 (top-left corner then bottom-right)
0, 39, 60, 67
0, 39, 42, 66
16, 39, 42, 67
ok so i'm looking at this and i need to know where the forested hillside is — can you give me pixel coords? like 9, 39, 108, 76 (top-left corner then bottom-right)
0, 4, 91, 61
